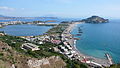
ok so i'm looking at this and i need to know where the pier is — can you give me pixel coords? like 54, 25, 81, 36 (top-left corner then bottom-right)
105, 53, 114, 65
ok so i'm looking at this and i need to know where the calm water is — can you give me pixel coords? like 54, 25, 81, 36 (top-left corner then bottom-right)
72, 20, 120, 63
0, 18, 81, 36
0, 24, 52, 36
1, 18, 120, 63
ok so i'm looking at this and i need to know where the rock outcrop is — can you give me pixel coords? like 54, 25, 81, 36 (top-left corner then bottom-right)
27, 56, 66, 68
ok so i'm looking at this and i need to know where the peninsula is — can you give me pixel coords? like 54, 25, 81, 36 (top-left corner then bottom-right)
0, 16, 117, 68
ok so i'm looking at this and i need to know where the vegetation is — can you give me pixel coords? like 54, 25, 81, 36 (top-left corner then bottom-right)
26, 42, 61, 58
106, 64, 120, 68
0, 35, 88, 68
37, 24, 57, 26
0, 35, 60, 58
0, 53, 3, 59
61, 21, 70, 23
0, 22, 88, 68
33, 21, 45, 23
0, 35, 27, 53
81, 16, 109, 23
46, 23, 69, 35
60, 54, 88, 68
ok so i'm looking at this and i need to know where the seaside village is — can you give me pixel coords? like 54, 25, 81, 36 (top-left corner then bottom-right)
0, 21, 113, 68
19, 24, 111, 68
20, 33, 86, 63
0, 20, 57, 27
0, 21, 39, 28
0, 21, 23, 26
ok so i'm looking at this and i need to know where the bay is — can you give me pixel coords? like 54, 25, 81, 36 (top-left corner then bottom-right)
71, 19, 120, 63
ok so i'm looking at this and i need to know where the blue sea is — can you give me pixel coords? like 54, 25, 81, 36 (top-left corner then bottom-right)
71, 19, 120, 63
0, 18, 120, 63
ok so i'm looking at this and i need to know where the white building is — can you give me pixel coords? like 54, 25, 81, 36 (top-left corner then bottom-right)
21, 43, 40, 51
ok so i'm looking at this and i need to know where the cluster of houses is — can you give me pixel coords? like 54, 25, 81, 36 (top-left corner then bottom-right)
57, 41, 79, 60
0, 21, 43, 26
21, 31, 81, 60
0, 21, 57, 27
20, 30, 80, 60
20, 34, 62, 51
0, 21, 24, 26
21, 35, 61, 45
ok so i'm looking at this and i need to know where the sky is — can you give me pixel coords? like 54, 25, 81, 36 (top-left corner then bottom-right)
0, 0, 120, 18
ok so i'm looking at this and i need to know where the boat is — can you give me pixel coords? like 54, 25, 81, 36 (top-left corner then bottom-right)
78, 31, 83, 33
74, 38, 80, 40
76, 34, 81, 36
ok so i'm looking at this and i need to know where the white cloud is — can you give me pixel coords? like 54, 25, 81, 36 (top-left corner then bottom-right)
0, 6, 15, 11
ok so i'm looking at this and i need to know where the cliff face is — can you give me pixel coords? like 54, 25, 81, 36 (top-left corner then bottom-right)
81, 16, 109, 23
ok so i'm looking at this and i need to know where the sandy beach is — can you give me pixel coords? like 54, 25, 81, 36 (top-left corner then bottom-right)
62, 22, 111, 67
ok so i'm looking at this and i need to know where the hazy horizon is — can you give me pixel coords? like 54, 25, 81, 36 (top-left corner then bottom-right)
0, 0, 120, 19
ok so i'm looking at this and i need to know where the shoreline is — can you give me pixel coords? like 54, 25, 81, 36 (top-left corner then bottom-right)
62, 22, 111, 67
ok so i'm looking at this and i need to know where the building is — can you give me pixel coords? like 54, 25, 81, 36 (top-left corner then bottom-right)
51, 40, 61, 44
0, 24, 2, 27
0, 31, 5, 36
21, 43, 40, 51
0, 33, 5, 36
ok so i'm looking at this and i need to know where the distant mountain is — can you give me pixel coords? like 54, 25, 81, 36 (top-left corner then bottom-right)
0, 15, 7, 17
81, 16, 109, 23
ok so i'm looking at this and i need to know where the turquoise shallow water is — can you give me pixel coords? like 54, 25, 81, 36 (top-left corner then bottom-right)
0, 24, 52, 36
71, 20, 120, 63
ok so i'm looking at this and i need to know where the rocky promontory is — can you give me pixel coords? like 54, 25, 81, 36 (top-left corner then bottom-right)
81, 16, 109, 23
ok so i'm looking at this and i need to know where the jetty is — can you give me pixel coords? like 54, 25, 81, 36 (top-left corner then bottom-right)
105, 53, 114, 65
73, 34, 81, 36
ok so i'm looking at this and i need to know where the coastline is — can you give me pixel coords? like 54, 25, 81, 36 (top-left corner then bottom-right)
0, 20, 113, 67
62, 22, 111, 67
